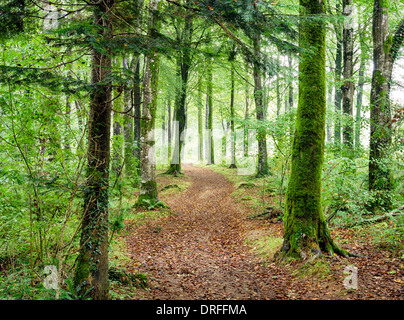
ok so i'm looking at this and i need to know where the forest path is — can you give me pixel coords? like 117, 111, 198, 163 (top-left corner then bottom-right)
125, 163, 288, 299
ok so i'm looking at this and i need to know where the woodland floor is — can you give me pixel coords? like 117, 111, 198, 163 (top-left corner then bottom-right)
118, 164, 403, 300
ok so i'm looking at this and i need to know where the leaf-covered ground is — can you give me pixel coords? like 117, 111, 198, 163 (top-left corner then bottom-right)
120, 164, 403, 300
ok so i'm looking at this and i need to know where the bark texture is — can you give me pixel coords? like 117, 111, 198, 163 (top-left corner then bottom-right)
197, 78, 203, 163
341, 0, 355, 152
74, 0, 114, 299
333, 2, 343, 146
280, 0, 348, 260
137, 0, 161, 205
166, 8, 193, 174
229, 47, 237, 169
369, 0, 404, 197
355, 21, 368, 149
206, 61, 215, 165
253, 35, 269, 177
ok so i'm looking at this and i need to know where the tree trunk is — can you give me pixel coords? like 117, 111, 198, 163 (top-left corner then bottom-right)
253, 35, 269, 177
244, 63, 250, 158
369, 1, 404, 199
133, 57, 142, 172
206, 60, 215, 165
162, 98, 166, 146
74, 0, 114, 300
229, 48, 237, 169
276, 72, 281, 117
355, 21, 368, 150
197, 78, 203, 163
137, 0, 161, 205
288, 54, 294, 112
327, 77, 333, 143
341, 0, 355, 153
167, 97, 172, 163
279, 0, 349, 260
334, 1, 343, 146
112, 77, 123, 175
122, 57, 134, 176
166, 9, 193, 174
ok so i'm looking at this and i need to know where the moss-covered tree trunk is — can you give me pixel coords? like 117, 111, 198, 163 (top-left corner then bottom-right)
74, 0, 114, 299
368, 0, 404, 203
137, 0, 161, 205
279, 0, 349, 260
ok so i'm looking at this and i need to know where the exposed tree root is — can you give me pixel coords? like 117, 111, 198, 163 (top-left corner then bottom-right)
164, 164, 181, 176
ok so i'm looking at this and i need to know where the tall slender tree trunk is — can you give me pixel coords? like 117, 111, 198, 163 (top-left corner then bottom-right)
137, 0, 161, 205
133, 57, 142, 172
334, 1, 343, 146
244, 64, 250, 158
112, 76, 123, 175
167, 97, 172, 163
341, 0, 355, 153
122, 57, 134, 175
253, 35, 269, 177
162, 99, 166, 146
229, 48, 237, 169
327, 76, 333, 143
166, 10, 193, 174
65, 97, 71, 151
288, 54, 294, 112
206, 61, 214, 165
369, 0, 404, 203
74, 0, 114, 299
355, 22, 368, 149
132, 0, 144, 173
279, 0, 349, 260
197, 78, 203, 163
276, 72, 281, 116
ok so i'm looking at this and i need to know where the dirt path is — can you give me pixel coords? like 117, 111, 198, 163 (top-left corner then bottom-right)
125, 164, 288, 299
124, 164, 403, 300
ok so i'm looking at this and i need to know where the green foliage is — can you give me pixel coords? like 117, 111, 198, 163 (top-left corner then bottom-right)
322, 154, 402, 228
0, 0, 402, 300
0, 259, 92, 300
138, 198, 168, 210
0, 0, 27, 40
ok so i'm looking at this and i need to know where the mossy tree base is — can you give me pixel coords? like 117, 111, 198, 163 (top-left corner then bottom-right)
135, 180, 158, 207
276, 218, 351, 261
135, 195, 157, 208
165, 163, 181, 175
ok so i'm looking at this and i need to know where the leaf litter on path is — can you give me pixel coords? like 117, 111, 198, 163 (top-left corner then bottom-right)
123, 164, 403, 300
